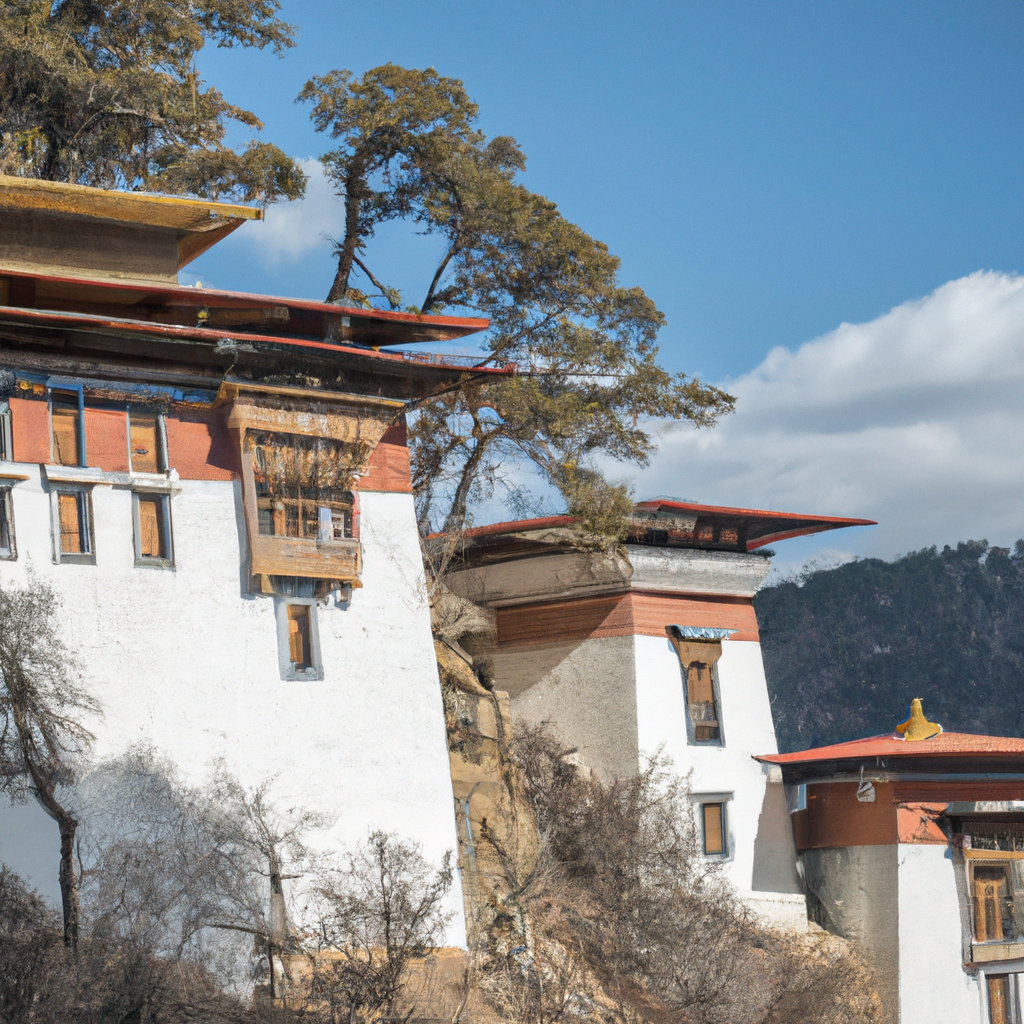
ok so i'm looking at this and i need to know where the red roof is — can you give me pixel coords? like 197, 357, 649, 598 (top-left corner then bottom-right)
448, 502, 876, 550
456, 516, 576, 539
3, 267, 489, 345
0, 306, 511, 376
633, 499, 876, 551
756, 732, 1024, 765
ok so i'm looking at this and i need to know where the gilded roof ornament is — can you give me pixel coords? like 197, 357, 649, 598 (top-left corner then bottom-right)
896, 698, 943, 741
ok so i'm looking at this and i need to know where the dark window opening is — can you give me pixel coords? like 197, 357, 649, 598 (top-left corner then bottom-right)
970, 824, 1024, 853
0, 401, 11, 462
287, 605, 313, 670
702, 803, 725, 856
0, 488, 14, 559
250, 432, 356, 541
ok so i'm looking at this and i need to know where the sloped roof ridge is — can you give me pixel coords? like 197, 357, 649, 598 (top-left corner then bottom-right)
757, 730, 1024, 765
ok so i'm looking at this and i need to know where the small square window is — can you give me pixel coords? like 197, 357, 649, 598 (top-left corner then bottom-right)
50, 389, 84, 467
54, 488, 94, 563
129, 409, 166, 473
133, 492, 173, 565
275, 599, 323, 681
701, 802, 726, 856
0, 487, 15, 560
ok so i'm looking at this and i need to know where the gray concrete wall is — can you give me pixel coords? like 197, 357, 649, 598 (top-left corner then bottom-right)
751, 776, 803, 894
496, 635, 639, 782
803, 845, 899, 1024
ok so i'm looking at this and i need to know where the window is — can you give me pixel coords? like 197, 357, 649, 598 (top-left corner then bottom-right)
129, 409, 166, 473
974, 866, 1013, 942
988, 974, 1024, 1024
250, 432, 357, 541
0, 400, 11, 462
133, 492, 172, 565
667, 629, 726, 746
50, 388, 84, 467
702, 802, 726, 856
0, 487, 15, 559
287, 605, 312, 669
685, 659, 720, 742
275, 599, 323, 681
54, 488, 94, 563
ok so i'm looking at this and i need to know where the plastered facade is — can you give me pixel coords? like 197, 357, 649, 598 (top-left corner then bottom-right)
454, 534, 804, 926
897, 843, 980, 1023
634, 634, 802, 905
0, 464, 467, 942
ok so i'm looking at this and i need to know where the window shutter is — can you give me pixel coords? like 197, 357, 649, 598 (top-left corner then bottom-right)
130, 413, 159, 473
58, 492, 82, 553
52, 402, 80, 466
687, 662, 714, 704
287, 605, 310, 667
137, 496, 162, 557
703, 803, 724, 855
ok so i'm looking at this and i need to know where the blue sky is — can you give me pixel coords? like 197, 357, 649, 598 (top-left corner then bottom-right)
191, 1, 1024, 569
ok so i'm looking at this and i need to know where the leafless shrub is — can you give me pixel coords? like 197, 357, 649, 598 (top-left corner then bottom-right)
204, 768, 325, 1000
476, 723, 881, 1024
0, 866, 252, 1023
294, 830, 454, 1024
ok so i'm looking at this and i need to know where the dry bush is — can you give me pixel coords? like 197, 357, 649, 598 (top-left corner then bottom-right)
287, 830, 456, 1024
474, 724, 881, 1024
0, 867, 252, 1024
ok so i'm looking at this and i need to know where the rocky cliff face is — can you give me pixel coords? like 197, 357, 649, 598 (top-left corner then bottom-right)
434, 637, 539, 960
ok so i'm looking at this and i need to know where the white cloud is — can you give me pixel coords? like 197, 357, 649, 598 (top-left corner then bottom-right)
634, 271, 1024, 564
240, 158, 345, 264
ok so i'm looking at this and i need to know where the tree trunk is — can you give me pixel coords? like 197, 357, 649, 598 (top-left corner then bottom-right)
442, 437, 489, 534
327, 183, 362, 303
12, 699, 80, 948
421, 247, 457, 313
56, 811, 80, 948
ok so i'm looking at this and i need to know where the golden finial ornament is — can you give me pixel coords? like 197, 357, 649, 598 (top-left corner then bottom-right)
895, 698, 942, 741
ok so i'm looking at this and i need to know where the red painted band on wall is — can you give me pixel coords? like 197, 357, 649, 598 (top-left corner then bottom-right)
495, 591, 760, 648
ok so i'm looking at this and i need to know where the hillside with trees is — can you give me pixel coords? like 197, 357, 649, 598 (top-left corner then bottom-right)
756, 540, 1024, 753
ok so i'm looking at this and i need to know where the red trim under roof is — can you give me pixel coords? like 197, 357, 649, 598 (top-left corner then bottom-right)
0, 306, 511, 375
3, 267, 489, 343
756, 732, 1024, 764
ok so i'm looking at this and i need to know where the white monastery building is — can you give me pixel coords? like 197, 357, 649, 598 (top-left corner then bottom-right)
6, 172, 1012, 1024
439, 501, 873, 928
0, 174, 501, 940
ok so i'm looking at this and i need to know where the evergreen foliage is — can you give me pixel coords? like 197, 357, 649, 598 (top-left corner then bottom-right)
0, 0, 305, 203
756, 540, 1024, 752
300, 64, 734, 535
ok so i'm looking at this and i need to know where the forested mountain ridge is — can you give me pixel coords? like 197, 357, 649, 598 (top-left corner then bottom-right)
755, 540, 1024, 753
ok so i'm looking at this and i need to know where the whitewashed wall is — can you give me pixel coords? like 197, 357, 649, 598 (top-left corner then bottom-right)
0, 464, 466, 941
897, 844, 980, 1023
634, 635, 802, 914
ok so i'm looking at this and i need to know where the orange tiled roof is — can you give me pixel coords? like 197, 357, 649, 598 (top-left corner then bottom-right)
756, 732, 1024, 765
